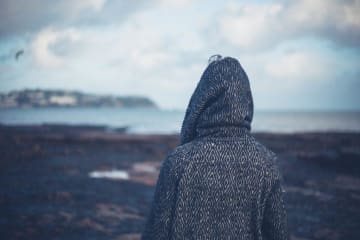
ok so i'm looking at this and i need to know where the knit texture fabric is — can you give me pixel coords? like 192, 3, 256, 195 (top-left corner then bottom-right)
141, 57, 289, 240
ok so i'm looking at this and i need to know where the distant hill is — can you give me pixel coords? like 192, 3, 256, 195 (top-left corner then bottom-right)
0, 89, 157, 109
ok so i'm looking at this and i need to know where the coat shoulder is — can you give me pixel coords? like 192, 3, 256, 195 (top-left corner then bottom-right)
246, 135, 281, 181
161, 142, 196, 178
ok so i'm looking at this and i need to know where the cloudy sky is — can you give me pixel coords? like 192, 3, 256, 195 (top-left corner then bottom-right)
0, 0, 359, 110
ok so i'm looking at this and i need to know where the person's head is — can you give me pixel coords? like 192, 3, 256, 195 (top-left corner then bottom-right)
180, 55, 253, 144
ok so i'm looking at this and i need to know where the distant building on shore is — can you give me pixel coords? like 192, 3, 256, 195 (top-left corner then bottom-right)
0, 89, 157, 109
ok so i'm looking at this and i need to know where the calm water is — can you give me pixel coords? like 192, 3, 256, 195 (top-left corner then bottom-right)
0, 108, 359, 134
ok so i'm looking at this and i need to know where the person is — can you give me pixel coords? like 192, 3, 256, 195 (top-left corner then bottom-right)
141, 55, 289, 239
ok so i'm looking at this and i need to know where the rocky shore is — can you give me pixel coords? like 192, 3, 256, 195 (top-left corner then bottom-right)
0, 124, 359, 239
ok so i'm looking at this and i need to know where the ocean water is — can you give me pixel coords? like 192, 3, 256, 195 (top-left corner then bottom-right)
0, 108, 359, 134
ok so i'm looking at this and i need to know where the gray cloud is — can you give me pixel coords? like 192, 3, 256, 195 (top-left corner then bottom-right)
215, 0, 360, 50
0, 0, 149, 39
282, 0, 360, 47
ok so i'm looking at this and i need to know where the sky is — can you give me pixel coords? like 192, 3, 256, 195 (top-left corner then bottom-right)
0, 0, 359, 110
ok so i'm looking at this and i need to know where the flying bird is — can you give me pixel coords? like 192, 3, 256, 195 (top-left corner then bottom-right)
15, 49, 24, 61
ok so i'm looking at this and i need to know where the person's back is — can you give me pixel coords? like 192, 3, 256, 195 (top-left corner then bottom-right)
142, 56, 288, 240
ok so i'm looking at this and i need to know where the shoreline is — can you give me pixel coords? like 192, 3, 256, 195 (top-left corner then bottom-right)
0, 124, 359, 239
1, 122, 360, 135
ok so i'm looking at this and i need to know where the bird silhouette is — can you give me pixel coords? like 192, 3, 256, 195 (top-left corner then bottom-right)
15, 50, 24, 61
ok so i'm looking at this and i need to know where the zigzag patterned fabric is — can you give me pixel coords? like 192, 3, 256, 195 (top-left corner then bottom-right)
141, 56, 289, 240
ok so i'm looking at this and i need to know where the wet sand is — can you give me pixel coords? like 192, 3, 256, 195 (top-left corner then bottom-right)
0, 124, 359, 239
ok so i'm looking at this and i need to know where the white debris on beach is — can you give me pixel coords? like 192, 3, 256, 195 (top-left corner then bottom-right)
89, 170, 129, 180
88, 162, 160, 185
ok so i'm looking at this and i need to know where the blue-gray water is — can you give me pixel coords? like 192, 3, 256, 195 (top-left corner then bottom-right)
0, 108, 359, 134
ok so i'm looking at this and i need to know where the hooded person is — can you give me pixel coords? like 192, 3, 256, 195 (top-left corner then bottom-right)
141, 56, 288, 240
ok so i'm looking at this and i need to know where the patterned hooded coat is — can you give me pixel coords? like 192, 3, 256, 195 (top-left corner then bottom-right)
141, 56, 288, 240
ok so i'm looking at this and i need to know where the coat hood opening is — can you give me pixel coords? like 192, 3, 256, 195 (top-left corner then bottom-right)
180, 56, 254, 145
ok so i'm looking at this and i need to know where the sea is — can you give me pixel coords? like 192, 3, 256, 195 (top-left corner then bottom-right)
0, 108, 359, 134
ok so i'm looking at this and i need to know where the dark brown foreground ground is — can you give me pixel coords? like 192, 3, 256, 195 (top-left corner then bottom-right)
0, 124, 359, 240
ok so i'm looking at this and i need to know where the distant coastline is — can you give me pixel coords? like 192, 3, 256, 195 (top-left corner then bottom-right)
0, 89, 157, 109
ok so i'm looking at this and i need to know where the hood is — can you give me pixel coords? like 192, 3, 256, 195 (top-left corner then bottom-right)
180, 56, 253, 145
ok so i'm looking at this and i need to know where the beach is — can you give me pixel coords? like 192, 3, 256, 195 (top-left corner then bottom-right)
0, 124, 359, 240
